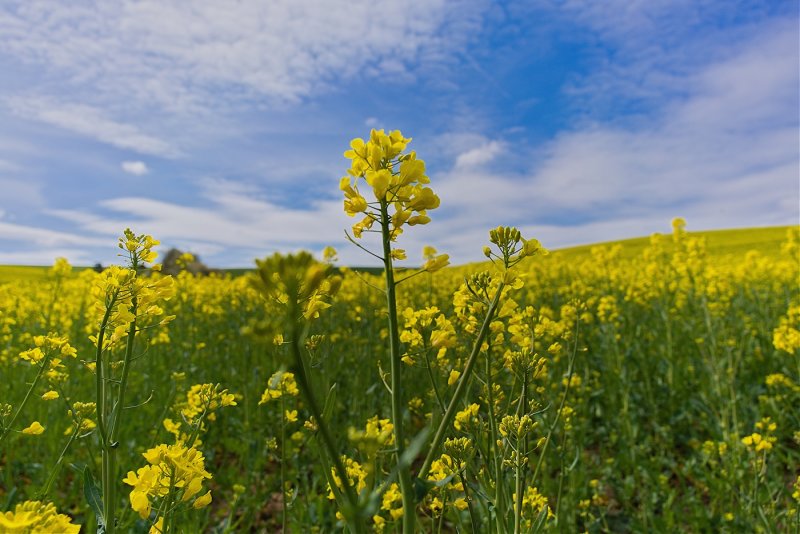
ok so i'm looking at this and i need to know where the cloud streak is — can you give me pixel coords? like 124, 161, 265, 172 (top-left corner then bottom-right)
6, 97, 180, 157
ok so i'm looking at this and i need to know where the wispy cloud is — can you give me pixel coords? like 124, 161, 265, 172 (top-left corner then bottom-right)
0, 248, 94, 265
6, 97, 180, 157
454, 140, 504, 169
35, 17, 800, 266
0, 1, 479, 112
433, 19, 798, 254
0, 221, 106, 248
0, 177, 44, 208
121, 161, 149, 176
45, 179, 346, 265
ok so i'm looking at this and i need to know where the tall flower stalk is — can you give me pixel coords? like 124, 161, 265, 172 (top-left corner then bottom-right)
90, 230, 175, 533
341, 130, 546, 531
248, 252, 366, 532
342, 129, 447, 532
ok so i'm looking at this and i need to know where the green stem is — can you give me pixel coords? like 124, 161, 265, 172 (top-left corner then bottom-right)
280, 395, 287, 533
95, 291, 119, 448
419, 282, 505, 480
485, 344, 506, 534
423, 349, 446, 413
163, 467, 178, 534
0, 351, 53, 447
289, 336, 364, 533
39, 425, 81, 498
459, 470, 480, 534
379, 201, 416, 534
103, 296, 138, 534
513, 375, 528, 534
93, 292, 118, 532
514, 453, 523, 534
531, 318, 580, 487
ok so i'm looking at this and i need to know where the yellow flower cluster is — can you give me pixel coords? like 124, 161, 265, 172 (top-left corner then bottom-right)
259, 371, 299, 404
327, 456, 368, 500
512, 486, 553, 527
65, 401, 97, 435
348, 415, 395, 460
91, 268, 176, 346
454, 403, 480, 431
0, 500, 80, 533
250, 252, 342, 329
499, 414, 537, 440
163, 384, 236, 444
341, 129, 441, 244
119, 228, 160, 266
123, 443, 213, 520
424, 453, 467, 515
741, 417, 778, 453
773, 302, 800, 354
181, 383, 237, 423
399, 306, 456, 365
19, 334, 76, 367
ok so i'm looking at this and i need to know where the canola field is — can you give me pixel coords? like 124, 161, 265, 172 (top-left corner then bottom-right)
1, 130, 799, 533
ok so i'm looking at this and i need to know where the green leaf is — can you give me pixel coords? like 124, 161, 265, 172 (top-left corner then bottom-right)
83, 466, 105, 534
531, 505, 549, 533
321, 383, 338, 422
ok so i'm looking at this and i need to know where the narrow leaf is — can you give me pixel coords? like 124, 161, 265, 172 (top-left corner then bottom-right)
83, 466, 106, 533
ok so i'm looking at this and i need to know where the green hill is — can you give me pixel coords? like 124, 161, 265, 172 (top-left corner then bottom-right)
0, 225, 795, 283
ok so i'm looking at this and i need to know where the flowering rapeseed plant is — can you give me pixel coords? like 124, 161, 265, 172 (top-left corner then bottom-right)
123, 443, 213, 531
0, 500, 80, 533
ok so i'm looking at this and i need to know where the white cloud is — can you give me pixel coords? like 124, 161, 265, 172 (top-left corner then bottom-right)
0, 249, 93, 265
454, 140, 503, 169
0, 158, 19, 172
0, 177, 44, 208
121, 160, 149, 176
0, 221, 107, 248
40, 18, 800, 267
45, 177, 346, 263
430, 20, 799, 260
0, 1, 479, 112
6, 97, 180, 157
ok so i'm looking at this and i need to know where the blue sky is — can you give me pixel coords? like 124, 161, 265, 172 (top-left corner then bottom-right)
0, 0, 797, 267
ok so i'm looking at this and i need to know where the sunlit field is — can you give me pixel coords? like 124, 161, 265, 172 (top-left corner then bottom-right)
1, 131, 799, 533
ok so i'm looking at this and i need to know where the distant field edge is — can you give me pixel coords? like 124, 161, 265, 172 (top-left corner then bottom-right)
0, 224, 797, 282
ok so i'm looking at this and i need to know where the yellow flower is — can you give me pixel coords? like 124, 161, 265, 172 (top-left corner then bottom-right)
149, 517, 164, 534
342, 129, 439, 237
193, 490, 212, 509
0, 500, 79, 533
454, 403, 479, 431
124, 443, 213, 519
323, 246, 338, 263
422, 245, 438, 260
447, 370, 460, 386
41, 390, 59, 400
22, 421, 44, 435
381, 483, 404, 520
260, 371, 299, 404
741, 432, 775, 452
423, 254, 450, 273
181, 383, 238, 423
